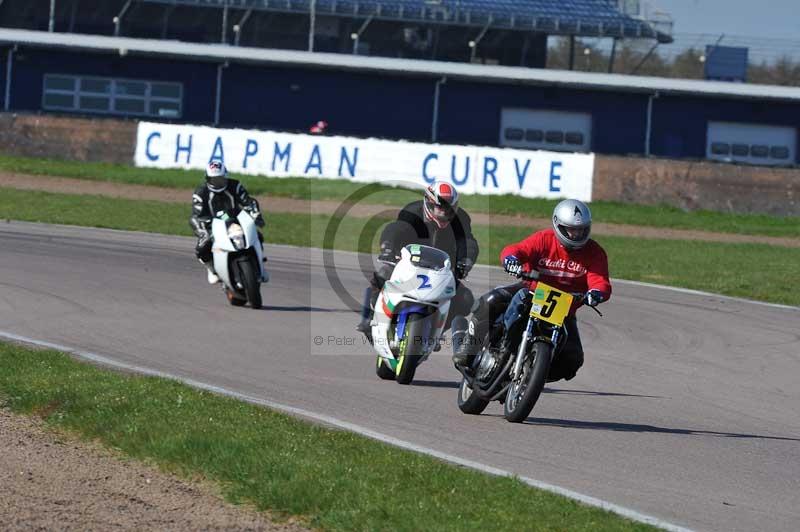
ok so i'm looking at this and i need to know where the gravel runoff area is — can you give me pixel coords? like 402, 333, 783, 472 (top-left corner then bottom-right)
0, 407, 308, 532
2, 172, 799, 248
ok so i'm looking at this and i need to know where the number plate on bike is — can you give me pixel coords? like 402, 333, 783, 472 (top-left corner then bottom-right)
529, 282, 573, 326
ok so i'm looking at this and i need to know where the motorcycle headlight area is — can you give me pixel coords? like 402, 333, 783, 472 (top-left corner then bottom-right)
227, 223, 246, 250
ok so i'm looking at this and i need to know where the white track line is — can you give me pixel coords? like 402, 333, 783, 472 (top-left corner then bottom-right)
0, 330, 693, 532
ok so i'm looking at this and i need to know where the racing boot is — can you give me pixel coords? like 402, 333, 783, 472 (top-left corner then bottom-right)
451, 316, 483, 368
356, 287, 377, 339
200, 259, 219, 284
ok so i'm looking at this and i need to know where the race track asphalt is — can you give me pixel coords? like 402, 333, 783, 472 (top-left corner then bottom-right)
1, 221, 798, 532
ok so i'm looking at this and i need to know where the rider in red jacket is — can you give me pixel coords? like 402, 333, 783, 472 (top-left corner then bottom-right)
452, 199, 611, 382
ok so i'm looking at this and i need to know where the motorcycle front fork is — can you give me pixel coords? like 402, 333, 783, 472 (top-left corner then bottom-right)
511, 318, 561, 380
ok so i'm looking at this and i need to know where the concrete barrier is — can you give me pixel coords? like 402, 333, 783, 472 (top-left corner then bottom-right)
0, 113, 135, 164
594, 155, 799, 216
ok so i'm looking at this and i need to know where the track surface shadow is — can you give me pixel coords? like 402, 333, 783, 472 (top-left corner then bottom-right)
410, 380, 460, 389
544, 388, 665, 399
521, 417, 800, 442
260, 305, 350, 313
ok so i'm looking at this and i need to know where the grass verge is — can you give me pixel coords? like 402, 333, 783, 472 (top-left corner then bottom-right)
2, 187, 798, 306
1, 153, 798, 238
0, 341, 656, 531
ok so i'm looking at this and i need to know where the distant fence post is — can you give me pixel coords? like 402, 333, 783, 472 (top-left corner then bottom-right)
49, 0, 56, 32
4, 47, 13, 111
214, 63, 227, 126
308, 0, 316, 52
431, 77, 446, 143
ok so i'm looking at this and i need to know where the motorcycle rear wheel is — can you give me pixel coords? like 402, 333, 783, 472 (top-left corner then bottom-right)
457, 377, 490, 415
503, 341, 552, 423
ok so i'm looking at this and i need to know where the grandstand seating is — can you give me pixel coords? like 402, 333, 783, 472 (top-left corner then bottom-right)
0, 0, 669, 69
142, 0, 666, 40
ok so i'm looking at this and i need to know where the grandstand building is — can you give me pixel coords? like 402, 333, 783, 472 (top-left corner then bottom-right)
0, 1, 798, 166
1, 1, 671, 68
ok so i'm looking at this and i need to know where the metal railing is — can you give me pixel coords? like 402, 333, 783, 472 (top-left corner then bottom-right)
139, 0, 665, 39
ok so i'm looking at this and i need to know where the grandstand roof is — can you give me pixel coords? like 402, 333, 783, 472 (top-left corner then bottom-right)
141, 0, 671, 42
3, 28, 799, 102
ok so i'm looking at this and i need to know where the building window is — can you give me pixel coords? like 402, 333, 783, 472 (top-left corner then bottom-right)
707, 121, 796, 166
500, 109, 592, 153
545, 130, 564, 144
504, 128, 524, 141
42, 74, 183, 119
710, 142, 731, 155
565, 132, 585, 145
525, 129, 544, 142
770, 146, 790, 160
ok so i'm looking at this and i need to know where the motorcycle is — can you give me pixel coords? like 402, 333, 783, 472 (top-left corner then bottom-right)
210, 207, 269, 309
370, 244, 457, 385
456, 270, 602, 423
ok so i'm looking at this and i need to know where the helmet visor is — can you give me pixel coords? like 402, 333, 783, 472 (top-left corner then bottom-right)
558, 224, 590, 243
425, 197, 456, 223
207, 174, 227, 190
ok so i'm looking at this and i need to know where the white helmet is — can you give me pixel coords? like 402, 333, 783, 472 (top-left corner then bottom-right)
552, 199, 592, 250
205, 161, 228, 192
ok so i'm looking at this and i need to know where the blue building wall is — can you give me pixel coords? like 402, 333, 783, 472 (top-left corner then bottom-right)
220, 64, 435, 141
0, 48, 6, 110
650, 94, 800, 159
11, 49, 217, 122
437, 80, 650, 155
7, 47, 800, 164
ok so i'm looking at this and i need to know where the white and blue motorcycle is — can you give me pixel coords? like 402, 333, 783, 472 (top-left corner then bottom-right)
371, 244, 457, 384
210, 208, 269, 309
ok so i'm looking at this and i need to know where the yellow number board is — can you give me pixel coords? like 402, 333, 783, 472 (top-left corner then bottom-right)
529, 282, 574, 326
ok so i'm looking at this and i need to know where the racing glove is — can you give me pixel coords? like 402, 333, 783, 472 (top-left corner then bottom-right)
503, 255, 522, 276
585, 289, 605, 307
456, 258, 474, 280
243, 205, 265, 227
377, 241, 398, 264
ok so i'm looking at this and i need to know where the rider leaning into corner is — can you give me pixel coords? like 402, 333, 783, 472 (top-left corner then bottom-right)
189, 161, 265, 284
451, 199, 611, 383
357, 180, 480, 336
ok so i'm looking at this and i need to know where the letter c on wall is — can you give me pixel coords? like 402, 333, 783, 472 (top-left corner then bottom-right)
145, 131, 161, 162
422, 153, 438, 183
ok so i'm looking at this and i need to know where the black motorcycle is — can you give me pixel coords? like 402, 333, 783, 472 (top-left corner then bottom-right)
456, 270, 602, 423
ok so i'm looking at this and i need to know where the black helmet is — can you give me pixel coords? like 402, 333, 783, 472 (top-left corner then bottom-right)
205, 161, 228, 192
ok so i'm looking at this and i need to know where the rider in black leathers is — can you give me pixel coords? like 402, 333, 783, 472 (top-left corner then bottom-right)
189, 161, 264, 284
357, 181, 479, 335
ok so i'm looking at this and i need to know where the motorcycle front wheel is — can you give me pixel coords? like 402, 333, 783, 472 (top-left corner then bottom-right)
503, 341, 552, 423
376, 356, 395, 380
395, 313, 429, 385
238, 258, 262, 310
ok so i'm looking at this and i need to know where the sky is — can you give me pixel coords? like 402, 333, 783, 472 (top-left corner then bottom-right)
653, 0, 800, 62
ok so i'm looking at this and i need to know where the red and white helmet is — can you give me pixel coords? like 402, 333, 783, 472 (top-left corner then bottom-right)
205, 161, 228, 192
423, 181, 459, 229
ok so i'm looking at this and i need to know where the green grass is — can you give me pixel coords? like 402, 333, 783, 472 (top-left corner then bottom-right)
0, 341, 656, 531
2, 187, 798, 306
1, 153, 798, 238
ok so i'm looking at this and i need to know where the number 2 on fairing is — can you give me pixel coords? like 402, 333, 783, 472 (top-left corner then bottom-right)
417, 275, 432, 289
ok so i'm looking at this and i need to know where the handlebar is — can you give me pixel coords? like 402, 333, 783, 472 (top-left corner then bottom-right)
514, 269, 540, 281
515, 270, 603, 316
